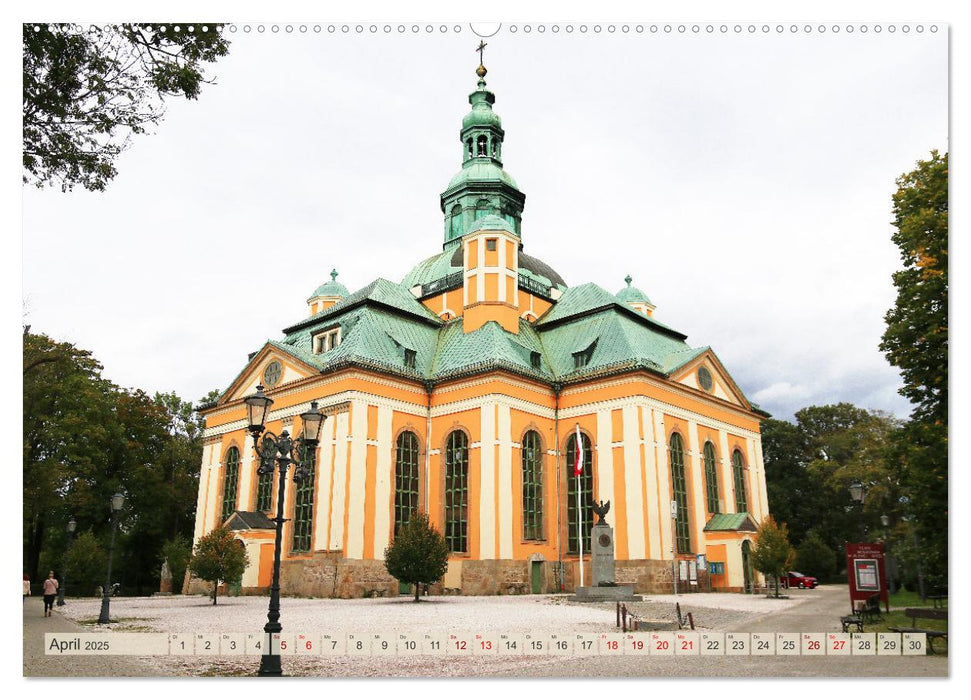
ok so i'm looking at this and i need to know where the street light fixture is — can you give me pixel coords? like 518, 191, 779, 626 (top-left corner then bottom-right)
245, 386, 326, 677
848, 481, 867, 541
57, 517, 77, 607
98, 494, 125, 624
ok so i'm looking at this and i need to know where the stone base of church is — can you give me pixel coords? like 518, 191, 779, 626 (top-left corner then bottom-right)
182, 555, 717, 598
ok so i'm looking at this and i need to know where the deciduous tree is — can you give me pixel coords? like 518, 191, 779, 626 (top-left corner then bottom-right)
383, 512, 449, 602
23, 23, 229, 191
751, 516, 795, 598
188, 526, 249, 605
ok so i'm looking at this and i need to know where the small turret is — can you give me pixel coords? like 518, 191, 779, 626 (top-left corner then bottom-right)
307, 269, 349, 316
616, 275, 656, 317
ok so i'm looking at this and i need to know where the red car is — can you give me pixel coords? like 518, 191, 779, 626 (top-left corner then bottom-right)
781, 571, 819, 589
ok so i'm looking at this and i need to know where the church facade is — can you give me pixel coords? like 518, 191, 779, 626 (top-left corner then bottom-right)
188, 56, 771, 598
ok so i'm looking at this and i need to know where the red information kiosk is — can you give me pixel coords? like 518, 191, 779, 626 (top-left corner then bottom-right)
845, 542, 890, 613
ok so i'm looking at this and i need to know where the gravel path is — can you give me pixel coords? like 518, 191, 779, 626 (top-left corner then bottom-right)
28, 585, 947, 678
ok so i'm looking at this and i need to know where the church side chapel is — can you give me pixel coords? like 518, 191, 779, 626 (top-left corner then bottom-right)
188, 47, 771, 598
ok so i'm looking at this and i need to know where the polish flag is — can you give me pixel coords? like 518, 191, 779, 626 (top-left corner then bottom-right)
574, 424, 583, 476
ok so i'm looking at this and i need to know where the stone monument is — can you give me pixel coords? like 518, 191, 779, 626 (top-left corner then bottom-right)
569, 500, 642, 602
158, 558, 174, 595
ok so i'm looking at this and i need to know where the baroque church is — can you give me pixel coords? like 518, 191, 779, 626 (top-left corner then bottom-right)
188, 53, 771, 598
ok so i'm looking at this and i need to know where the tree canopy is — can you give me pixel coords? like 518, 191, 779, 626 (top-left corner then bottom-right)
879, 151, 948, 588
23, 327, 214, 594
188, 526, 249, 605
751, 516, 794, 598
384, 511, 449, 602
23, 23, 229, 191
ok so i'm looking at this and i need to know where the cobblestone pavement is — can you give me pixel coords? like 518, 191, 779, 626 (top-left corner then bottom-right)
24, 585, 947, 678
22, 597, 165, 677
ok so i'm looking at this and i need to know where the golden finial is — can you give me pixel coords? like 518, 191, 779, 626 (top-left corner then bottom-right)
475, 40, 488, 78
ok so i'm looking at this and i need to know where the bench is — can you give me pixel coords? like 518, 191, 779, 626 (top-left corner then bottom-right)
925, 594, 947, 609
840, 615, 864, 633
855, 594, 882, 623
889, 607, 948, 654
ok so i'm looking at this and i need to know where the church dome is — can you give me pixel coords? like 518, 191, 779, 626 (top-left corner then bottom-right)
402, 245, 567, 291
446, 161, 519, 192
462, 104, 503, 131
311, 269, 349, 298
616, 275, 652, 305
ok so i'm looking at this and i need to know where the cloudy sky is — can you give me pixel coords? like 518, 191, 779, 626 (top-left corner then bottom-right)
21, 21, 948, 422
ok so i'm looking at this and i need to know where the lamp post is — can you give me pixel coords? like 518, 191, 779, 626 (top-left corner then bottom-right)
56, 517, 77, 606
98, 494, 125, 624
848, 481, 867, 541
881, 514, 898, 594
244, 385, 325, 677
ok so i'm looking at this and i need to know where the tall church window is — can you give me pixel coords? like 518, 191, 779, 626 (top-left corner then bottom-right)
703, 441, 719, 514
444, 431, 469, 553
732, 449, 748, 514
255, 462, 273, 512
476, 134, 488, 156
521, 431, 543, 540
670, 433, 691, 554
291, 445, 316, 553
566, 431, 593, 555
394, 431, 421, 535
449, 204, 463, 239
221, 446, 240, 523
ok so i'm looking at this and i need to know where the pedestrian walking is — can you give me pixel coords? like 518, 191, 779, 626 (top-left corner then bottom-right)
42, 571, 58, 616
23, 573, 30, 603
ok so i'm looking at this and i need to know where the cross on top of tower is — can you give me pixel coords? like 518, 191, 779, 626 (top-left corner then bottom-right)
476, 41, 488, 79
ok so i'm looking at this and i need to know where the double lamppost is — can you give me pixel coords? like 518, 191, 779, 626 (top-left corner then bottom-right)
848, 481, 868, 541
98, 493, 125, 624
243, 385, 325, 677
56, 517, 77, 606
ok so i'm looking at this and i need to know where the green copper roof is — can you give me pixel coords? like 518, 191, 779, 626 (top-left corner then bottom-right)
283, 277, 441, 335
462, 82, 503, 131
311, 269, 349, 298
446, 161, 519, 191
704, 513, 758, 532
615, 275, 652, 305
467, 214, 516, 235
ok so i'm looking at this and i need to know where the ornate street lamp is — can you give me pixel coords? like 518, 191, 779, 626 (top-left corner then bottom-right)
848, 481, 867, 541
98, 494, 125, 624
245, 386, 325, 677
56, 517, 77, 607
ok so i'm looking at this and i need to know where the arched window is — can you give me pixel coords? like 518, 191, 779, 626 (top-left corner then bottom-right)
444, 431, 469, 553
466, 138, 473, 160
732, 449, 748, 514
566, 431, 593, 555
255, 462, 273, 512
449, 204, 463, 239
521, 431, 543, 540
474, 198, 492, 221
476, 134, 488, 156
703, 441, 719, 514
394, 431, 421, 535
291, 445, 317, 552
221, 446, 240, 523
670, 433, 691, 554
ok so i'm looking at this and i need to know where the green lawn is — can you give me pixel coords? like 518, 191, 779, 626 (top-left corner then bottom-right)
863, 600, 948, 655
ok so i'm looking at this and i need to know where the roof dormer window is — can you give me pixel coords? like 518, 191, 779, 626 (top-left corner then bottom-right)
573, 339, 598, 370
404, 348, 417, 369
312, 326, 341, 354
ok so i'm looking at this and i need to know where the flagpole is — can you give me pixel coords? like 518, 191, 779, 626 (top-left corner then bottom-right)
576, 424, 584, 589
577, 468, 583, 588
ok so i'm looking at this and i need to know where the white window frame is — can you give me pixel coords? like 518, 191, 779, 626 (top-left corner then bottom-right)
312, 326, 342, 354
